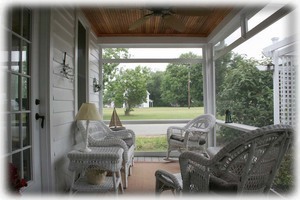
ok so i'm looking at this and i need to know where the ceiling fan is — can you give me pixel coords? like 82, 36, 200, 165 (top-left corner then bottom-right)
128, 7, 212, 32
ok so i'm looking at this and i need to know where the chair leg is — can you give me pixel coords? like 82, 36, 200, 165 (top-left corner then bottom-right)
166, 149, 171, 159
155, 177, 164, 195
122, 166, 128, 188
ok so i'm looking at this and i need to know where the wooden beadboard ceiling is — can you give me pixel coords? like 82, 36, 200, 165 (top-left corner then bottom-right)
81, 6, 233, 37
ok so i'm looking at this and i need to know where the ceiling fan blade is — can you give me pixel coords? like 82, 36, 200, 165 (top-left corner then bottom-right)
129, 15, 152, 31
172, 8, 212, 16
163, 15, 185, 32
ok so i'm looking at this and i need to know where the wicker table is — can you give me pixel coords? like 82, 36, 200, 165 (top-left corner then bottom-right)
68, 147, 124, 195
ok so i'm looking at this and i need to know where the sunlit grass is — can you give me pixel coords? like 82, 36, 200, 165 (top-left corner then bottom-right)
135, 135, 167, 152
103, 107, 204, 120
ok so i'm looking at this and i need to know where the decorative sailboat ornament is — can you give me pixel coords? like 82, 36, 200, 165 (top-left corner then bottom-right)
109, 107, 125, 130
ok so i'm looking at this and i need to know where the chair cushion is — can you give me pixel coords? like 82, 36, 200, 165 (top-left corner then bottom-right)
170, 134, 184, 142
170, 134, 206, 145
198, 139, 206, 145
209, 175, 238, 193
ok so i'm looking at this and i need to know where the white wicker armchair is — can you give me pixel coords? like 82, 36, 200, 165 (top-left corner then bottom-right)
166, 114, 216, 159
76, 120, 135, 188
155, 124, 293, 195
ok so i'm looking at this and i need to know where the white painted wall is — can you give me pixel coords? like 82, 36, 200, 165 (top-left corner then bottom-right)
48, 7, 101, 192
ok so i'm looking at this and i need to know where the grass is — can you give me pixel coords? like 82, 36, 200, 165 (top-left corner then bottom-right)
103, 107, 204, 120
135, 135, 167, 152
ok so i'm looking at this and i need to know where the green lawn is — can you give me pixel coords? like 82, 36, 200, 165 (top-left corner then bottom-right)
103, 107, 204, 120
135, 135, 167, 152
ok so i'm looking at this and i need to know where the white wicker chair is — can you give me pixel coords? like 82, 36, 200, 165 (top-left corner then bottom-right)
155, 124, 293, 195
166, 114, 216, 159
76, 120, 135, 189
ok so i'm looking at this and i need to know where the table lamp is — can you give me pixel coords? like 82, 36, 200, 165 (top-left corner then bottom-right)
75, 103, 101, 152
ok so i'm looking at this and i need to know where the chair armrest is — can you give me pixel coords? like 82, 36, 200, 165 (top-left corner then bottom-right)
88, 136, 130, 162
167, 126, 186, 139
179, 151, 211, 166
155, 170, 182, 190
109, 129, 136, 143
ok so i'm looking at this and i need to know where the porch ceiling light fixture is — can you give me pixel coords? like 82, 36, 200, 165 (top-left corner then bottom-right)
75, 103, 101, 152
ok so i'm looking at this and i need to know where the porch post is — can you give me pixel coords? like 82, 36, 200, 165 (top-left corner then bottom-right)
99, 47, 103, 118
203, 43, 216, 147
272, 51, 280, 124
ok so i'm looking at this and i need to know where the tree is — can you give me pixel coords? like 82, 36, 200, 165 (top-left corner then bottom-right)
147, 71, 168, 106
161, 52, 203, 107
216, 53, 273, 127
102, 48, 130, 90
110, 66, 150, 115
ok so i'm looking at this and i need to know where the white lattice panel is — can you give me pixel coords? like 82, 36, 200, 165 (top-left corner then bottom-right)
278, 56, 296, 126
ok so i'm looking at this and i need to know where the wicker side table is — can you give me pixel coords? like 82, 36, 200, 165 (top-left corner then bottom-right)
67, 147, 124, 195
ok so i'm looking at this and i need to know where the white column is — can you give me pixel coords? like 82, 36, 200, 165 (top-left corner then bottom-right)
202, 43, 216, 147
273, 51, 280, 124
99, 47, 104, 118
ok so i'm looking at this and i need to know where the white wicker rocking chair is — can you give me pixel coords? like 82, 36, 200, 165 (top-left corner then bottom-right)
156, 124, 293, 195
166, 114, 216, 159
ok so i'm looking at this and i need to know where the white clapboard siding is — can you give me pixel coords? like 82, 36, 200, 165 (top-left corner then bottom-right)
49, 7, 101, 192
53, 100, 74, 113
50, 7, 76, 193
53, 87, 74, 101
52, 122, 74, 142
52, 111, 74, 126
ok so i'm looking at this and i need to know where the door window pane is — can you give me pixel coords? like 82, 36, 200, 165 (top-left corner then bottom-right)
22, 41, 30, 75
11, 74, 19, 111
12, 152, 21, 177
11, 114, 21, 151
11, 35, 21, 72
23, 149, 32, 181
22, 113, 30, 147
21, 77, 29, 110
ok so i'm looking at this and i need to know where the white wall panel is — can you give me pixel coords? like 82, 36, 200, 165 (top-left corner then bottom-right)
49, 8, 101, 192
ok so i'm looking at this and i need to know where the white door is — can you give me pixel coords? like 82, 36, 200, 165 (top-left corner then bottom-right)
6, 7, 42, 193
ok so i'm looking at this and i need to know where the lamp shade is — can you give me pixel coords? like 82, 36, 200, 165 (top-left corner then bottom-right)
75, 103, 101, 120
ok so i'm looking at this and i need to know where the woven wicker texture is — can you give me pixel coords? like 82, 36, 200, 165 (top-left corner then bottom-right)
156, 124, 293, 195
166, 114, 216, 159
68, 147, 124, 194
76, 120, 135, 188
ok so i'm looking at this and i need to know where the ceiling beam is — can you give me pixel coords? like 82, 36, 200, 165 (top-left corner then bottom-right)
101, 58, 202, 64
98, 36, 207, 48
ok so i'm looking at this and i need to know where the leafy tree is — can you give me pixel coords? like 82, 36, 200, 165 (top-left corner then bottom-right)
216, 53, 273, 127
147, 71, 168, 106
161, 52, 203, 107
109, 66, 150, 115
102, 48, 130, 90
